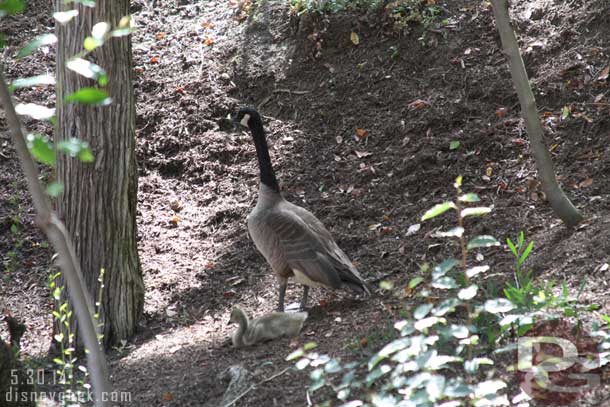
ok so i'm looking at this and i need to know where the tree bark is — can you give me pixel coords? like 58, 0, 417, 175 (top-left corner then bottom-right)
491, 0, 583, 228
55, 1, 144, 347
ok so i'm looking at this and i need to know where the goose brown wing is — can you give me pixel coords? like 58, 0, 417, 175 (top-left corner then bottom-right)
266, 205, 368, 292
265, 208, 348, 289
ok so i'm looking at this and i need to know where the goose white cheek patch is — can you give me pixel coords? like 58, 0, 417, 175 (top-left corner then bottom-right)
240, 113, 251, 127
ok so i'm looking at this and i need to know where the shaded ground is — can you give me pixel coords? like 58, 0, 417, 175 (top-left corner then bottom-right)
1, 0, 610, 405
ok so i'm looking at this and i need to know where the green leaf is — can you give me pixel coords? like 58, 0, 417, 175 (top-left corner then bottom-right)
15, 103, 55, 120
519, 241, 534, 264
454, 175, 462, 188
295, 358, 310, 370
421, 201, 456, 221
474, 380, 507, 398
83, 36, 103, 51
91, 22, 110, 40
562, 105, 570, 120
111, 27, 136, 37
0, 33, 5, 49
449, 140, 460, 150
434, 226, 464, 238
464, 357, 493, 374
414, 316, 445, 331
484, 298, 515, 314
365, 365, 391, 386
600, 314, 610, 325
53, 9, 78, 24
460, 207, 492, 217
0, 0, 25, 16
64, 87, 111, 105
413, 303, 433, 320
467, 235, 500, 249
47, 182, 64, 197
458, 193, 480, 202
57, 138, 94, 162
465, 265, 489, 278
432, 298, 461, 316
65, 59, 108, 85
10, 224, 18, 234
303, 342, 317, 351
458, 284, 478, 300
432, 276, 458, 289
432, 258, 459, 280
447, 324, 469, 339
408, 276, 424, 289
17, 33, 57, 58
379, 280, 393, 290
26, 133, 56, 165
286, 349, 304, 360
10, 74, 55, 90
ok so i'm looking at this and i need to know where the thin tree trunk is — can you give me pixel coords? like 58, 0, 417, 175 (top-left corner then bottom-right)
491, 0, 583, 228
55, 1, 144, 348
0, 63, 111, 407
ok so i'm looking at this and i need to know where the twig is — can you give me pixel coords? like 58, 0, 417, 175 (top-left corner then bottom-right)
273, 88, 311, 95
223, 367, 292, 407
0, 62, 111, 407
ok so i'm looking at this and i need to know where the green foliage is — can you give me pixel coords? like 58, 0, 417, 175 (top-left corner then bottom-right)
290, 0, 383, 16
49, 268, 105, 405
291, 178, 608, 406
0, 0, 25, 16
290, 178, 511, 406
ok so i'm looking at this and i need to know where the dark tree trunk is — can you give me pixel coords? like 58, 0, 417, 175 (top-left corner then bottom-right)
54, 0, 144, 348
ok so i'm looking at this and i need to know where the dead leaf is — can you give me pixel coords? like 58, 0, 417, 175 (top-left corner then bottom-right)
485, 167, 493, 177
162, 393, 174, 401
201, 21, 215, 28
169, 215, 180, 226
204, 38, 214, 46
156, 33, 166, 39
511, 138, 527, 145
170, 199, 183, 211
579, 177, 593, 188
597, 66, 610, 81
223, 290, 236, 298
378, 226, 393, 236
335, 135, 343, 144
407, 99, 431, 110
495, 107, 508, 117
175, 87, 185, 94
355, 128, 369, 142
149, 57, 159, 63
350, 31, 360, 45
355, 150, 373, 158
360, 337, 368, 347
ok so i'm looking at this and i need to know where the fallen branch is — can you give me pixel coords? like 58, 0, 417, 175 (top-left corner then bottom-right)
222, 366, 291, 407
0, 62, 111, 407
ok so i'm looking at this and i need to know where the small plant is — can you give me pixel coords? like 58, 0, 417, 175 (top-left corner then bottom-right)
49, 268, 106, 405
289, 177, 513, 406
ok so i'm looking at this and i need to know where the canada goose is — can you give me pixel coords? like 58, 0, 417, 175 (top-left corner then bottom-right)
234, 107, 371, 311
229, 306, 307, 347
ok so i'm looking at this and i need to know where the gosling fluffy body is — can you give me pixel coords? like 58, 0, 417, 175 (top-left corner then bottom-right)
235, 107, 371, 311
229, 306, 307, 347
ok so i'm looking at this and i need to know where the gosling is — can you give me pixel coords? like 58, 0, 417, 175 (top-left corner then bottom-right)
229, 306, 308, 347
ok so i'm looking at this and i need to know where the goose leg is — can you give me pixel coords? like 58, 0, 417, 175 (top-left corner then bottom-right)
278, 280, 287, 312
300, 286, 309, 311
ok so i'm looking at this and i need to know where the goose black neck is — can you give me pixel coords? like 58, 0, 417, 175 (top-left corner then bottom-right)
249, 118, 280, 193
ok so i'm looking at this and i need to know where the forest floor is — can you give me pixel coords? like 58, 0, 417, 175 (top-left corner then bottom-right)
1, 0, 610, 406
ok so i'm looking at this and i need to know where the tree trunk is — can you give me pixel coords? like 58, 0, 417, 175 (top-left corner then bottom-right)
490, 0, 583, 228
55, 1, 144, 348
